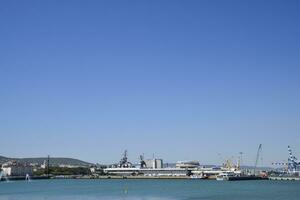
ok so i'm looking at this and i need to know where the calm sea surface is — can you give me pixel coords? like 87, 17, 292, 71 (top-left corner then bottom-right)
0, 179, 299, 200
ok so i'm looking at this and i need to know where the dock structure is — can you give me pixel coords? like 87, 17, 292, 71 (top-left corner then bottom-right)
269, 176, 300, 181
96, 175, 190, 179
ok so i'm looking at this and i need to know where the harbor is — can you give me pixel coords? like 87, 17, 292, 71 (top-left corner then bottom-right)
2, 145, 299, 182
1, 177, 300, 200
1, 0, 299, 199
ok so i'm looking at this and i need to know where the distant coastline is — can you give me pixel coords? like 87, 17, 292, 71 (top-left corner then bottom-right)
0, 155, 91, 167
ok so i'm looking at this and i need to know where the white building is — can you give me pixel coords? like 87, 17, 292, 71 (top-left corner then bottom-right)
141, 168, 188, 177
176, 161, 200, 169
1, 161, 33, 176
41, 160, 47, 169
145, 159, 163, 169
103, 167, 189, 177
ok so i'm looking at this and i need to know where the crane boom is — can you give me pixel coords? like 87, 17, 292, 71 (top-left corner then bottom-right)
254, 144, 262, 175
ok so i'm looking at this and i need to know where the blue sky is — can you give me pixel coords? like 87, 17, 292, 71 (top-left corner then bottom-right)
1, 0, 300, 166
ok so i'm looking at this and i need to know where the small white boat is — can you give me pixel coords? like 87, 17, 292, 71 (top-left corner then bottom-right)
216, 172, 236, 181
190, 174, 208, 179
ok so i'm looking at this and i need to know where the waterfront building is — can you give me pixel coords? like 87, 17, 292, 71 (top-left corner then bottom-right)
145, 159, 163, 169
89, 165, 105, 175
191, 166, 242, 177
41, 160, 47, 169
104, 151, 189, 176
58, 164, 82, 168
1, 161, 33, 176
103, 167, 189, 177
176, 161, 200, 169
141, 168, 188, 176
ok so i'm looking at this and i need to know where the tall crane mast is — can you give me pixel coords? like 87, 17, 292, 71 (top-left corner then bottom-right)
254, 144, 262, 175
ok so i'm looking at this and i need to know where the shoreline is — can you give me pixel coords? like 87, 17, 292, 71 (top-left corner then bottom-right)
1, 175, 299, 182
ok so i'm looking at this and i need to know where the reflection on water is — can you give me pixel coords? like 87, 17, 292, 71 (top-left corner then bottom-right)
0, 196, 175, 200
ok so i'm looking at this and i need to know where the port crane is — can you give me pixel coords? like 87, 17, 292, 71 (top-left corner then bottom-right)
253, 144, 262, 175
271, 146, 300, 173
288, 146, 300, 173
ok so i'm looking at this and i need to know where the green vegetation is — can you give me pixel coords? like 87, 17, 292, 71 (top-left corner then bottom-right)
0, 155, 92, 167
34, 167, 91, 176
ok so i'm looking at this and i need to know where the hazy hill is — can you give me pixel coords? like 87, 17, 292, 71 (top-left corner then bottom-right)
0, 155, 93, 167
0, 156, 11, 164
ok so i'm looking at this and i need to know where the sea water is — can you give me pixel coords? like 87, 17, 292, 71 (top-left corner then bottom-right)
0, 179, 299, 200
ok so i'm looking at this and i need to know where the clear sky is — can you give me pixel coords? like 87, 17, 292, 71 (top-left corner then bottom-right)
0, 0, 300, 166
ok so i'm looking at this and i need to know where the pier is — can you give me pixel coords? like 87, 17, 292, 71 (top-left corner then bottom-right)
269, 176, 300, 181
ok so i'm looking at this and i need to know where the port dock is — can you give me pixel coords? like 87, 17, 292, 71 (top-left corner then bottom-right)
269, 176, 300, 181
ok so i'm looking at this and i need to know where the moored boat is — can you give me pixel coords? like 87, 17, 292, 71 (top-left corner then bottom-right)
216, 172, 236, 181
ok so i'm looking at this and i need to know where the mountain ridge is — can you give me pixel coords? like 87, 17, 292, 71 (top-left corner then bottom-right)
0, 155, 93, 167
